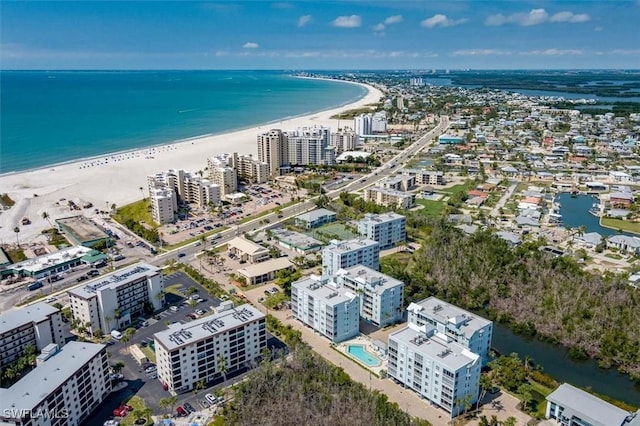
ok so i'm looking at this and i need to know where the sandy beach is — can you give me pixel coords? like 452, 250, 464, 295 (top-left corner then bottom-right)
0, 80, 383, 243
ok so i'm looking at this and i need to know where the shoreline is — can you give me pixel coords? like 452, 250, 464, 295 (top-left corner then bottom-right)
1, 75, 371, 176
0, 77, 383, 243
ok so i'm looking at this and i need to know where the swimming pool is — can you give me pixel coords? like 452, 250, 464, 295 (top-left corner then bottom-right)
347, 344, 382, 367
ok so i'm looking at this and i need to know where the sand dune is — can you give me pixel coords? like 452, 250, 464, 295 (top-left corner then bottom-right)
0, 80, 383, 243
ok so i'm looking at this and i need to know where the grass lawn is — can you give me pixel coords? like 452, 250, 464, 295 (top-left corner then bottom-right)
5, 248, 27, 263
140, 346, 156, 364
416, 199, 445, 218
441, 181, 474, 196
121, 396, 152, 426
605, 253, 623, 260
601, 217, 640, 235
113, 199, 156, 227
381, 251, 412, 264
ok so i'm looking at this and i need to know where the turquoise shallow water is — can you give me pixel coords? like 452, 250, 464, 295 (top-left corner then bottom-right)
0, 70, 366, 173
348, 344, 381, 367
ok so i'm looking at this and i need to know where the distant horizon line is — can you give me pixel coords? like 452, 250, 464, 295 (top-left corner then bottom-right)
2, 68, 640, 72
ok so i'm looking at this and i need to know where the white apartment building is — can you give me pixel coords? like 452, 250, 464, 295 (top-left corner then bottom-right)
364, 187, 416, 209
357, 212, 407, 250
149, 188, 178, 225
154, 304, 266, 394
206, 157, 238, 197
148, 169, 220, 224
0, 302, 65, 368
407, 297, 493, 366
322, 238, 380, 277
0, 342, 111, 426
371, 112, 388, 133
402, 169, 445, 186
68, 263, 163, 334
291, 275, 360, 343
545, 383, 640, 426
257, 129, 289, 176
335, 265, 404, 327
354, 112, 387, 136
388, 322, 481, 418
230, 152, 269, 184
380, 175, 416, 192
330, 129, 358, 153
354, 114, 372, 136
287, 126, 335, 166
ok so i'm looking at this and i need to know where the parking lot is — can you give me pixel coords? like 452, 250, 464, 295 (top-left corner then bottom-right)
87, 271, 287, 425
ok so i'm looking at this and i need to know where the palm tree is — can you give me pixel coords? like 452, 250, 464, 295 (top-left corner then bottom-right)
13, 226, 20, 246
112, 361, 125, 374
159, 397, 171, 414
194, 379, 205, 394
42, 211, 54, 228
217, 354, 228, 387
478, 373, 493, 406
104, 315, 112, 332
139, 186, 145, 200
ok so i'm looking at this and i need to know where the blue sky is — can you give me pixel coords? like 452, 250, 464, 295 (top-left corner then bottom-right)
1, 1, 639, 69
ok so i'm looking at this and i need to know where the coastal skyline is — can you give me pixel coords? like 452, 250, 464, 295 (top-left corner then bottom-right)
2, 1, 639, 70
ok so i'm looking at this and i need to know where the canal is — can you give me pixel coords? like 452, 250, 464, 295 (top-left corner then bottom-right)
487, 192, 640, 406
492, 322, 640, 406
556, 192, 630, 236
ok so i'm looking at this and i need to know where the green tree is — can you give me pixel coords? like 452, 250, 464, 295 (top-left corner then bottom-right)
217, 354, 228, 387
13, 226, 20, 246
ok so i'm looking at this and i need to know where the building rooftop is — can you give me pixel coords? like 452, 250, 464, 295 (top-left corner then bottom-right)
359, 212, 406, 225
237, 257, 293, 279
55, 215, 107, 244
68, 263, 160, 299
10, 246, 93, 275
271, 229, 323, 250
0, 342, 105, 413
546, 383, 639, 426
293, 275, 357, 307
407, 296, 492, 338
366, 186, 414, 198
337, 265, 404, 293
390, 324, 479, 371
325, 238, 379, 254
295, 208, 336, 222
227, 237, 269, 256
154, 304, 264, 351
0, 302, 59, 336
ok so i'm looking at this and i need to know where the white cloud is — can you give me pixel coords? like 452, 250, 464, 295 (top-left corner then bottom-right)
452, 49, 511, 56
331, 15, 361, 28
297, 15, 312, 28
421, 14, 468, 28
595, 26, 603, 32
550, 11, 590, 23
243, 42, 259, 49
610, 49, 640, 55
384, 15, 403, 25
522, 49, 583, 56
372, 23, 386, 32
486, 8, 589, 26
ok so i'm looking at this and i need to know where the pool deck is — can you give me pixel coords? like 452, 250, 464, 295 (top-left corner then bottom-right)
338, 335, 387, 377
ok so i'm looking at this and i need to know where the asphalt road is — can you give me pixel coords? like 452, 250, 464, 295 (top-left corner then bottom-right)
85, 271, 287, 425
151, 115, 450, 265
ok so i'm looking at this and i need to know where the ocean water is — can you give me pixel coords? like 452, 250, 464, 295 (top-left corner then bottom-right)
0, 70, 366, 173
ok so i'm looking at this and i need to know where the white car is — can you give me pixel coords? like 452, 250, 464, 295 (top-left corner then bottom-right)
205, 393, 216, 404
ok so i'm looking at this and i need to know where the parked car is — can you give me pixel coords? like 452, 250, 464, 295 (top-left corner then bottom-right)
195, 309, 205, 316
144, 366, 157, 373
183, 402, 195, 414
87, 269, 100, 277
169, 306, 179, 312
176, 406, 187, 417
76, 275, 89, 282
177, 252, 186, 258
205, 393, 217, 404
